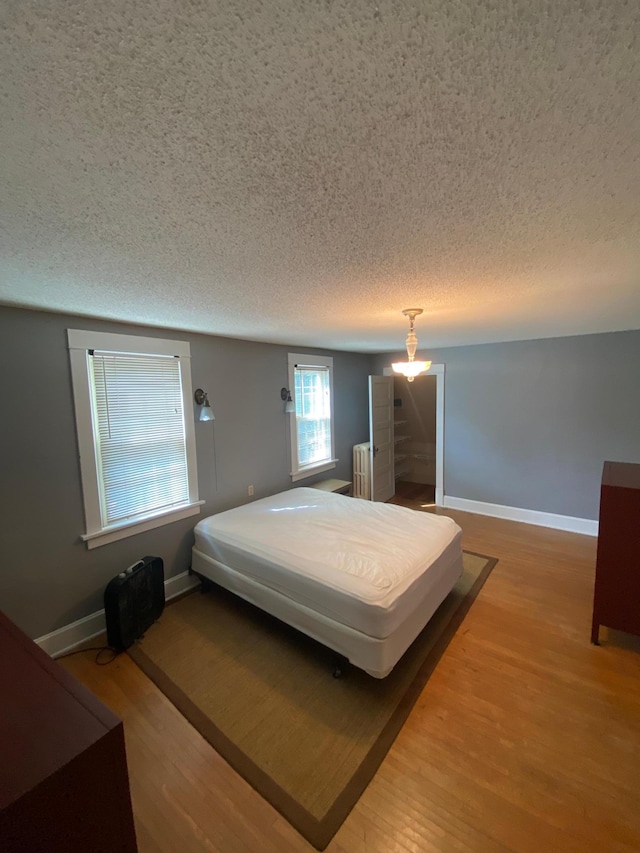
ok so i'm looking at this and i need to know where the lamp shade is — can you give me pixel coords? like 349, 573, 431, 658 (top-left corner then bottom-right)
199, 400, 215, 421
195, 388, 215, 421
281, 387, 295, 413
391, 360, 431, 379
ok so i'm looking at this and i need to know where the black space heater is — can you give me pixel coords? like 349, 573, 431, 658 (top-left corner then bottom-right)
104, 556, 165, 650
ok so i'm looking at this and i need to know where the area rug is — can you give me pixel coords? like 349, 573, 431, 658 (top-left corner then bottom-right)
128, 551, 496, 849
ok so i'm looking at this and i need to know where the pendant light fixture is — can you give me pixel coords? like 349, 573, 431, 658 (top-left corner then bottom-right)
391, 308, 431, 382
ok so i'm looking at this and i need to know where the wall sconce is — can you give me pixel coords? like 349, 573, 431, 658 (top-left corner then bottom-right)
280, 387, 295, 413
194, 388, 215, 422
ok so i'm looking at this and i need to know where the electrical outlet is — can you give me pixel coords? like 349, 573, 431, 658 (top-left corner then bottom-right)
248, 485, 254, 496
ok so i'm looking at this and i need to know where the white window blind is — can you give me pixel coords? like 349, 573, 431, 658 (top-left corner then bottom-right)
294, 364, 332, 468
68, 329, 201, 549
90, 350, 189, 526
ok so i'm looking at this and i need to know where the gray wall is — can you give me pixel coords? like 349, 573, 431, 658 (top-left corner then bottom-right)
4, 308, 638, 638
374, 330, 640, 520
0, 306, 372, 638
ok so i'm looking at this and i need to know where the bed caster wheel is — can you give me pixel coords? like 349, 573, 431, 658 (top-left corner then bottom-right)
332, 657, 347, 678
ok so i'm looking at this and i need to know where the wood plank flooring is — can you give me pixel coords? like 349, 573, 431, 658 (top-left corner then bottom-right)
59, 503, 640, 852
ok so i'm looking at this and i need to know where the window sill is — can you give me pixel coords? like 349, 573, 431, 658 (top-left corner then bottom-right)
81, 501, 205, 550
290, 459, 338, 483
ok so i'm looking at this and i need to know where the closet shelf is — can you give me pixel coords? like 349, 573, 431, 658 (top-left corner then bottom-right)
394, 435, 409, 444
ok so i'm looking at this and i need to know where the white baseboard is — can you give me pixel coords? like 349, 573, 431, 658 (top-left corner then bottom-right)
36, 570, 201, 658
164, 571, 200, 600
37, 610, 108, 659
442, 496, 598, 537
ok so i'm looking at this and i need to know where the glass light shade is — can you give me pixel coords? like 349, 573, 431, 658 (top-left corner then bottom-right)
199, 399, 215, 421
392, 360, 432, 382
283, 387, 295, 413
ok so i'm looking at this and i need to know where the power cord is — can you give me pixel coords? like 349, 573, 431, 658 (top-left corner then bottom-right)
57, 646, 120, 666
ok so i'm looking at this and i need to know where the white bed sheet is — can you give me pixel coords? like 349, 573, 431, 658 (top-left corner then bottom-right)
193, 488, 462, 639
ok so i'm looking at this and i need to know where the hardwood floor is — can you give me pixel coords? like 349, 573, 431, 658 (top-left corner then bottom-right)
394, 480, 436, 504
59, 504, 640, 853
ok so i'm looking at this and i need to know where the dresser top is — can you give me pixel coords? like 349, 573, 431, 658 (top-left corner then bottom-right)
0, 611, 121, 809
602, 461, 640, 489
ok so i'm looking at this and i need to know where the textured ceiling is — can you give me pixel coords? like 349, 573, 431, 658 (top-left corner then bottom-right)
1, 0, 639, 353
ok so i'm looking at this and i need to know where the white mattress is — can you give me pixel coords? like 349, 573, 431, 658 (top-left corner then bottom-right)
193, 488, 462, 639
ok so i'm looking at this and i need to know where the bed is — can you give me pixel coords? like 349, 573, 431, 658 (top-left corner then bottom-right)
191, 487, 463, 678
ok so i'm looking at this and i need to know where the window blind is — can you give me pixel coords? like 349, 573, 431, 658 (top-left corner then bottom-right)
294, 365, 332, 467
91, 351, 189, 526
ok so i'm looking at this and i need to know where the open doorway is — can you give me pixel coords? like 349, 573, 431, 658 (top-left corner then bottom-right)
380, 363, 444, 506
393, 374, 437, 504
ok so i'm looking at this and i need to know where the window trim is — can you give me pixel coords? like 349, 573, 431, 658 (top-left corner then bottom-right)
68, 329, 202, 549
287, 352, 337, 482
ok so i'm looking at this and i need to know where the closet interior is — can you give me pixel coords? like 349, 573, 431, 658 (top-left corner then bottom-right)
393, 374, 437, 503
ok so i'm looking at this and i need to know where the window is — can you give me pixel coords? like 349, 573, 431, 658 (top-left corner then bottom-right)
68, 330, 202, 549
287, 353, 336, 481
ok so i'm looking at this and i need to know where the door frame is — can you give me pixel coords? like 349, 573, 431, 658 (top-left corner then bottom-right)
382, 363, 445, 507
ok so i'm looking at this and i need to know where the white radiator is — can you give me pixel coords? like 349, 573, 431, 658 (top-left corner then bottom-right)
352, 442, 371, 499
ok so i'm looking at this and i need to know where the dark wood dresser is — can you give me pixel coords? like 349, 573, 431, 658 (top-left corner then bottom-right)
0, 612, 138, 852
591, 461, 640, 644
